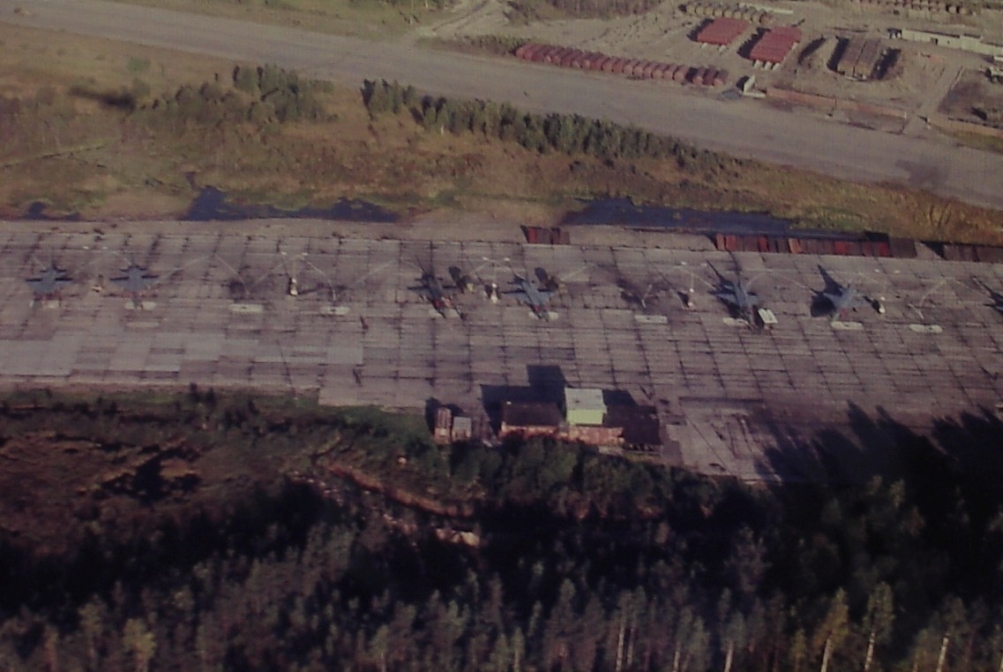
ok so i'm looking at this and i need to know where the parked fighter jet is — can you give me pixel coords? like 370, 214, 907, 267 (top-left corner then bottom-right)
111, 263, 158, 306
973, 277, 1003, 315
813, 267, 869, 320
618, 276, 662, 311
411, 272, 455, 317
710, 263, 761, 323
509, 275, 555, 318
25, 264, 72, 298
448, 266, 476, 294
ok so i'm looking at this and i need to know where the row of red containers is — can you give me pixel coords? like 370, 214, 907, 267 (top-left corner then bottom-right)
714, 233, 921, 259
523, 226, 571, 245
513, 43, 729, 87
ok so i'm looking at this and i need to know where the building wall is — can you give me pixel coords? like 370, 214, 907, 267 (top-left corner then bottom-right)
567, 408, 606, 426
499, 424, 560, 440
897, 28, 1003, 56
566, 425, 624, 446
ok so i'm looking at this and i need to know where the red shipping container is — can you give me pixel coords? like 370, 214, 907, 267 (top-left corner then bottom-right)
546, 47, 571, 64
525, 44, 545, 59
537, 46, 562, 62
560, 50, 583, 67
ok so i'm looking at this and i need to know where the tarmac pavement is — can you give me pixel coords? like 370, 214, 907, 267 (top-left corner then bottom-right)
2, 219, 1002, 481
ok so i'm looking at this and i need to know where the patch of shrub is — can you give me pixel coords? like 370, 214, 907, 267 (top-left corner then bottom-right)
138, 64, 330, 127
362, 79, 739, 176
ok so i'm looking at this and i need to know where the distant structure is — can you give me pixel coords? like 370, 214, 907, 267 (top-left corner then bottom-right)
889, 28, 1003, 57
433, 407, 478, 444
749, 26, 802, 65
498, 387, 662, 450
682, 2, 774, 24
499, 402, 564, 440
565, 388, 606, 426
695, 17, 750, 47
835, 38, 887, 80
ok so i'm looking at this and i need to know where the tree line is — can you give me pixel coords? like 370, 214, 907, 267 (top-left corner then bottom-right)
362, 79, 737, 176
1, 392, 1003, 670
136, 64, 334, 127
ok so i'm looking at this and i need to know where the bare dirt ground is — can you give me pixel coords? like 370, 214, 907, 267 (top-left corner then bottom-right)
939, 67, 1003, 123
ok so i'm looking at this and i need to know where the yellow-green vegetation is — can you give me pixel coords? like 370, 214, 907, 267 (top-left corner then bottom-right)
1, 23, 1001, 243
948, 129, 1003, 155
115, 0, 428, 38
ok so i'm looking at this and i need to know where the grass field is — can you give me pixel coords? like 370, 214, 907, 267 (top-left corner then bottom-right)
112, 0, 423, 38
1, 23, 1001, 243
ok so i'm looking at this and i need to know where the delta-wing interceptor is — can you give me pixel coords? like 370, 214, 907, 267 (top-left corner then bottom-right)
710, 262, 761, 323
411, 271, 456, 317
111, 263, 159, 306
508, 275, 555, 318
973, 277, 1003, 315
813, 266, 870, 320
25, 264, 73, 298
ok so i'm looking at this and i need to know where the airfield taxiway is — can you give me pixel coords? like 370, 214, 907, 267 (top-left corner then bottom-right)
2, 220, 1002, 482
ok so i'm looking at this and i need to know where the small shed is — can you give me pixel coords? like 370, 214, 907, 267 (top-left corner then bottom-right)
451, 416, 472, 442
749, 26, 802, 64
695, 17, 750, 46
434, 406, 453, 444
565, 387, 606, 426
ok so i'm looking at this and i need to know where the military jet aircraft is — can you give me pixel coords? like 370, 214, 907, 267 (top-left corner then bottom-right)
710, 263, 761, 323
25, 264, 73, 298
813, 267, 869, 320
448, 266, 477, 294
973, 277, 1003, 315
618, 276, 663, 311
111, 263, 158, 306
411, 272, 456, 317
508, 275, 555, 318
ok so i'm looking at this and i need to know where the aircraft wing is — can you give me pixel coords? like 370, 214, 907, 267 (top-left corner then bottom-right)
111, 274, 157, 292
713, 290, 738, 305
506, 289, 532, 303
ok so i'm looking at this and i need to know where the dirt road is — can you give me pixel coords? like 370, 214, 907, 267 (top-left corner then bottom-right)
2, 0, 1002, 209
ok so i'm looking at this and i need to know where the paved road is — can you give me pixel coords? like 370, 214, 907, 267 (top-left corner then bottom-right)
2, 0, 1003, 209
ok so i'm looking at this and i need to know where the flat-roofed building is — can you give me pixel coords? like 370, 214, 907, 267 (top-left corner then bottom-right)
565, 387, 606, 426
695, 17, 750, 46
500, 401, 563, 440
